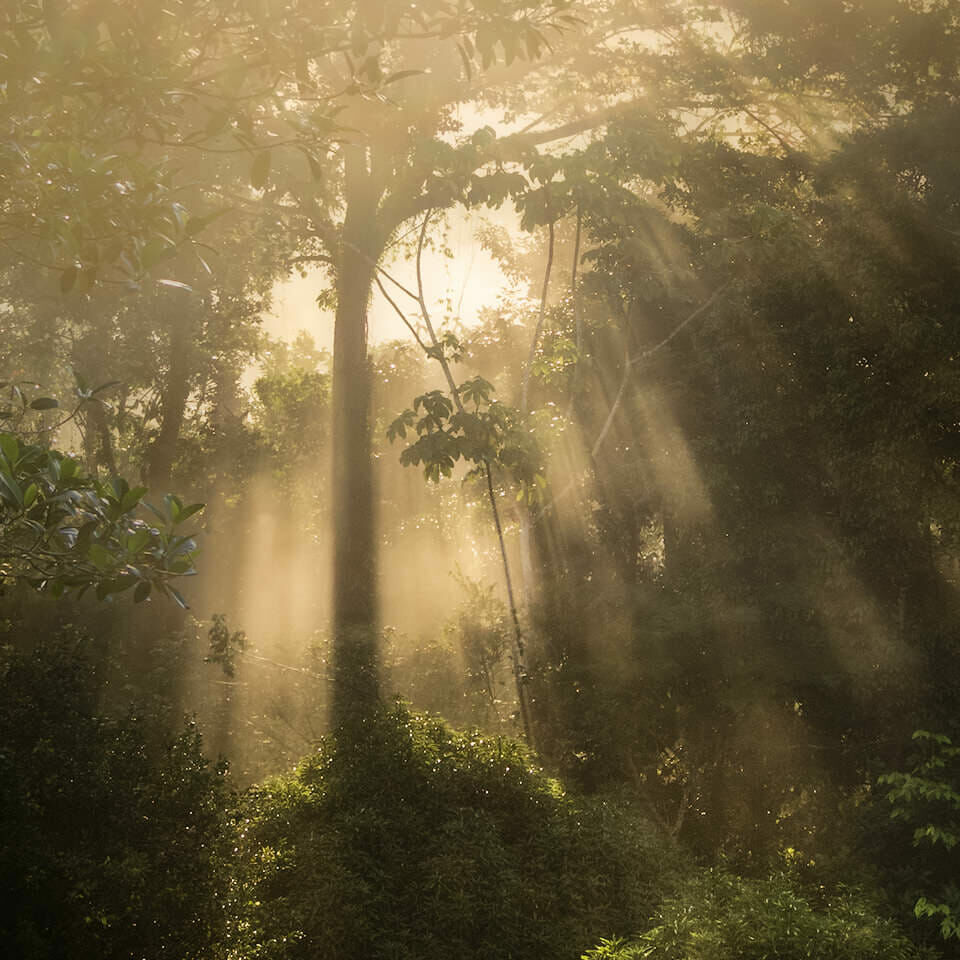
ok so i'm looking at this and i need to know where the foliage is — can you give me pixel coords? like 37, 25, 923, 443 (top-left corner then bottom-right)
222, 703, 682, 960
0, 432, 203, 605
206, 613, 248, 679
387, 368, 545, 498
445, 572, 512, 721
0, 638, 230, 960
585, 868, 934, 960
252, 357, 330, 475
880, 731, 960, 942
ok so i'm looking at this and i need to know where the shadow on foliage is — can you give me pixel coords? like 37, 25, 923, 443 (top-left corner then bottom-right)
222, 702, 684, 960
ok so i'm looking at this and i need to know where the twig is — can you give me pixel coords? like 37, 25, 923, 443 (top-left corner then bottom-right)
564, 203, 583, 420
535, 284, 729, 522
590, 333, 633, 461
521, 217, 555, 413
627, 282, 730, 368
245, 651, 334, 683
374, 274, 428, 352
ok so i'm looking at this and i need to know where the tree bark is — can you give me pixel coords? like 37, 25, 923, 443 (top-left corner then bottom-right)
146, 301, 192, 492
329, 146, 384, 730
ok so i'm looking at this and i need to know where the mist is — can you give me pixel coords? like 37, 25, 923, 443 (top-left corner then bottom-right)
3, 1, 960, 957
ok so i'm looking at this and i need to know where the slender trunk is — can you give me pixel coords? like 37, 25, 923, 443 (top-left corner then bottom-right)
147, 304, 192, 492
89, 400, 118, 477
72, 323, 117, 478
330, 148, 383, 730
412, 212, 534, 746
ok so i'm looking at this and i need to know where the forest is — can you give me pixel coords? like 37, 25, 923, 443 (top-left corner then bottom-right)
2, 0, 960, 957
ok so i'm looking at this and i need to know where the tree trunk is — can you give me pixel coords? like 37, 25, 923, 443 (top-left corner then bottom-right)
329, 147, 384, 731
88, 400, 118, 477
146, 302, 192, 492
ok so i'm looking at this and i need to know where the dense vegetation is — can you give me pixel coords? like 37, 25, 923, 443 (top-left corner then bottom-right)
3, 0, 960, 957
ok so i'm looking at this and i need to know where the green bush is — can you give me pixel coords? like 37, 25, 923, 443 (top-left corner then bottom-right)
585, 868, 937, 960
222, 703, 682, 960
0, 639, 230, 960
879, 731, 960, 944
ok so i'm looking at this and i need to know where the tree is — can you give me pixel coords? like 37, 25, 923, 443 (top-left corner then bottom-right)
3, 0, 584, 730
264, 0, 583, 729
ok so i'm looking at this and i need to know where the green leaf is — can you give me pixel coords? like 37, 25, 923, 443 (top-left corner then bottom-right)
172, 502, 204, 526
120, 485, 148, 513
60, 266, 78, 293
29, 397, 59, 410
109, 476, 129, 501
0, 434, 19, 463
185, 207, 231, 237
91, 380, 121, 396
23, 482, 38, 507
303, 149, 325, 180
381, 69, 424, 87
140, 237, 176, 270
250, 150, 271, 190
88, 543, 115, 570
0, 472, 23, 506
457, 42, 473, 80
165, 493, 184, 522
125, 528, 152, 553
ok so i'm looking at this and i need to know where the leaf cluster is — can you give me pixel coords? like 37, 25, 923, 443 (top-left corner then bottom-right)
880, 731, 960, 942
388, 376, 544, 497
590, 868, 934, 960
0, 433, 203, 606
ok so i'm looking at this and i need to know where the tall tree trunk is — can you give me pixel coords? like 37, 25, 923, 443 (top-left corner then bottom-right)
330, 147, 384, 731
147, 303, 192, 492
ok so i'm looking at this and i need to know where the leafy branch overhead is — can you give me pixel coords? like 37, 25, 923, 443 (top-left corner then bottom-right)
1, 0, 579, 289
0, 433, 203, 606
388, 372, 545, 498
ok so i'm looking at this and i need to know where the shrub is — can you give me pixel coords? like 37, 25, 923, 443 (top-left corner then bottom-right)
222, 703, 682, 960
879, 730, 960, 944
0, 639, 230, 960
584, 867, 937, 960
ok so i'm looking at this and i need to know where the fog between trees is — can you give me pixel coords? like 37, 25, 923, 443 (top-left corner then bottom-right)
2, 1, 960, 957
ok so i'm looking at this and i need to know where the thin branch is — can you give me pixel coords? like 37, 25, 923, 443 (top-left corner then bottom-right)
504, 102, 636, 149
484, 461, 534, 747
244, 651, 334, 683
521, 217, 555, 413
411, 209, 533, 747
374, 273, 428, 352
590, 333, 633, 461
343, 240, 421, 304
414, 211, 460, 399
564, 203, 583, 420
287, 254, 335, 267
535, 284, 730, 523
740, 103, 795, 152
628, 282, 730, 368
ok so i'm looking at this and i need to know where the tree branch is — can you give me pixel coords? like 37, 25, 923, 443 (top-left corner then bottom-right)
521, 217, 555, 413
